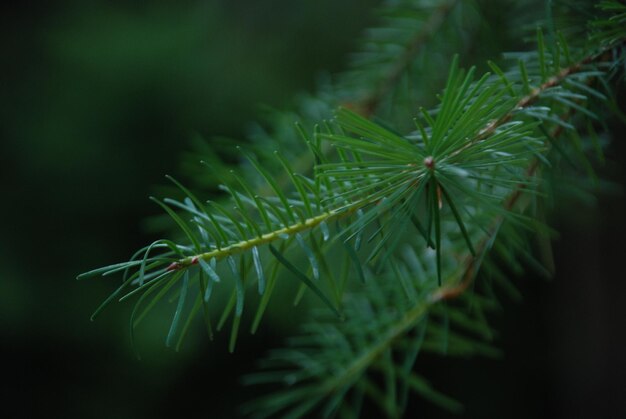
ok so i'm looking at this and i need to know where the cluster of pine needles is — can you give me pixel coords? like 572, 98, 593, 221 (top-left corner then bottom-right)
80, 1, 626, 417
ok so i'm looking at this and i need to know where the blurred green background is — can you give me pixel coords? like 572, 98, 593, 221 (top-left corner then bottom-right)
2, 1, 625, 418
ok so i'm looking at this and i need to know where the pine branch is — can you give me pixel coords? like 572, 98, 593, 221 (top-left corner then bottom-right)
433, 49, 613, 300
244, 106, 574, 418
80, 1, 626, 416
243, 6, 626, 414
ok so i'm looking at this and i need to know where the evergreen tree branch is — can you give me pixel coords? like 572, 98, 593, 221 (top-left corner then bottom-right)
81, 1, 626, 415
253, 107, 572, 412
433, 48, 614, 300
457, 48, 612, 156
245, 9, 626, 412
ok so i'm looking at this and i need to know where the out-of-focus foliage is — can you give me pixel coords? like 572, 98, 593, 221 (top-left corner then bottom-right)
1, 1, 376, 417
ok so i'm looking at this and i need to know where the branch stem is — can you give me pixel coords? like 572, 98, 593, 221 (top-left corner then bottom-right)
360, 0, 459, 116
173, 210, 343, 269
451, 50, 602, 159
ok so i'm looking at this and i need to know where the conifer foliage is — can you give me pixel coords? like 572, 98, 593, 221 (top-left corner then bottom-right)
80, 1, 626, 417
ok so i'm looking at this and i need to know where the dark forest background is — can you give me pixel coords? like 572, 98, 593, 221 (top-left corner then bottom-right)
1, 1, 625, 418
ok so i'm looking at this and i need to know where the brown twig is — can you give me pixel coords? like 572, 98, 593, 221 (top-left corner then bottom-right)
450, 54, 598, 160
431, 74, 597, 303
358, 0, 458, 116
